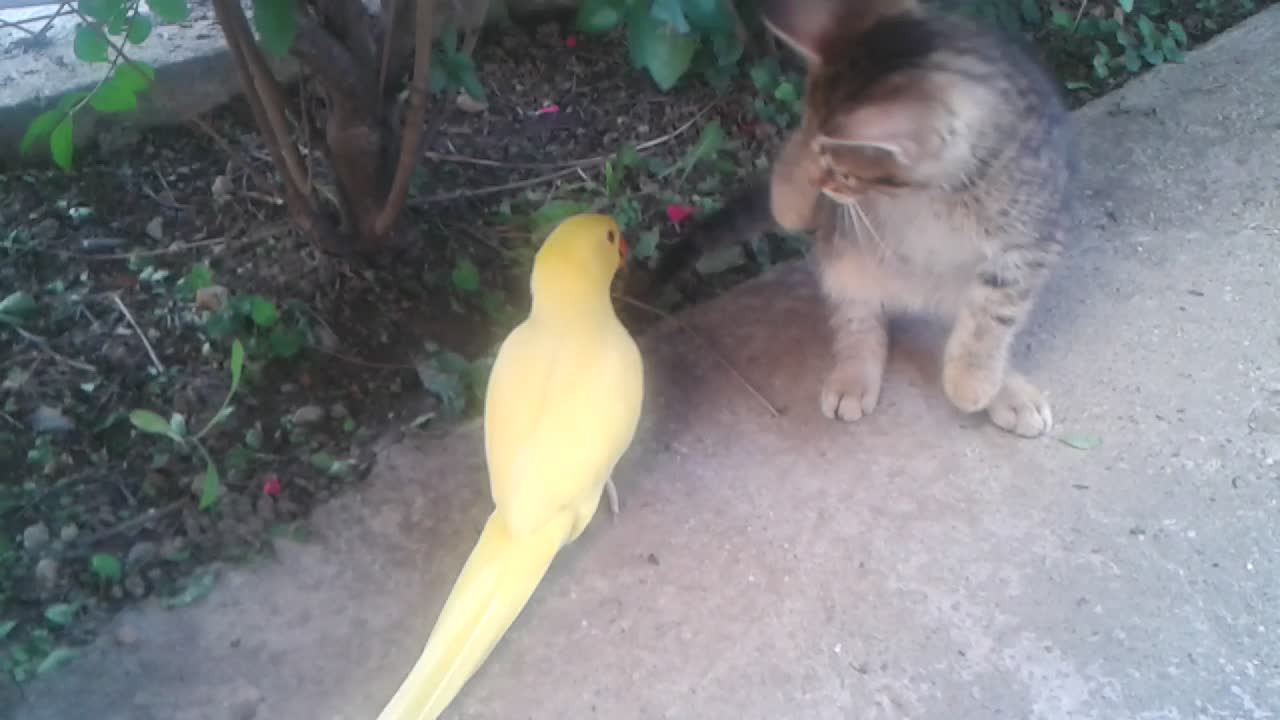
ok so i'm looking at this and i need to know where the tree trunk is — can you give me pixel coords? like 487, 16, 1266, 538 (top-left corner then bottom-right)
210, 0, 433, 254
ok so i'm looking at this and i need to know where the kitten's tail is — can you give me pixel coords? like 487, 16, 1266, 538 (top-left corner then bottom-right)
641, 174, 778, 295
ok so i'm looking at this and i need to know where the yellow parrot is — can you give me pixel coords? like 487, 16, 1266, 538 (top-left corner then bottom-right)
375, 213, 644, 720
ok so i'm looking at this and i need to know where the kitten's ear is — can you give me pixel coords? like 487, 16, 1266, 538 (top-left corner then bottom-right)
825, 95, 939, 167
760, 0, 833, 66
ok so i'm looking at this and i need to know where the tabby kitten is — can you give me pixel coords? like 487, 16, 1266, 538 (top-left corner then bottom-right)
659, 0, 1075, 437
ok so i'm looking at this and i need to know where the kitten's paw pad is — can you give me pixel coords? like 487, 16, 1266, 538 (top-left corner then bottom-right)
986, 375, 1052, 438
943, 361, 1004, 414
820, 365, 883, 422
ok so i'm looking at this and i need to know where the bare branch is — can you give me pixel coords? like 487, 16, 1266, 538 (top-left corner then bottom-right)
373, 0, 438, 237
211, 0, 311, 204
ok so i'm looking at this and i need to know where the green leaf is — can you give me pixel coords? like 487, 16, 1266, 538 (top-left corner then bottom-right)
1136, 14, 1159, 47
1167, 20, 1188, 46
0, 620, 16, 639
0, 291, 38, 321
73, 24, 110, 63
36, 648, 78, 676
632, 229, 660, 263
450, 259, 481, 294
1050, 9, 1074, 29
248, 296, 279, 327
266, 326, 304, 358
1140, 46, 1164, 65
89, 553, 123, 581
709, 29, 743, 67
50, 116, 74, 172
651, 0, 691, 33
198, 463, 221, 510
89, 77, 138, 113
130, 409, 184, 441
146, 0, 190, 23
1162, 35, 1185, 63
1057, 433, 1102, 450
19, 109, 63, 157
634, 16, 699, 91
115, 62, 156, 93
682, 0, 735, 33
1020, 0, 1042, 25
126, 13, 153, 43
576, 0, 625, 33
1118, 0, 1134, 11
43, 604, 76, 626
79, 0, 125, 23
773, 81, 798, 103
252, 0, 296, 57
229, 339, 245, 393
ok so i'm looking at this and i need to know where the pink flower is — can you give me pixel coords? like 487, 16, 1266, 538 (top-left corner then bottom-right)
262, 475, 282, 497
665, 204, 695, 225
534, 104, 560, 116
564, 36, 578, 49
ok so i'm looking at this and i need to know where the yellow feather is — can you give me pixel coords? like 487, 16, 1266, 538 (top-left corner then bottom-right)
376, 213, 643, 720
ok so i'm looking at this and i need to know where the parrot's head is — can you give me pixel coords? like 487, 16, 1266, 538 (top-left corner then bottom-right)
530, 213, 629, 313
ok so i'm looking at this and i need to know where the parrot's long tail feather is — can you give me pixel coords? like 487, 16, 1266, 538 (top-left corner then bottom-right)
376, 510, 573, 720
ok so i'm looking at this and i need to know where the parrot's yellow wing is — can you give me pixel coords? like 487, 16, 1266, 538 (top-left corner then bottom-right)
484, 318, 644, 539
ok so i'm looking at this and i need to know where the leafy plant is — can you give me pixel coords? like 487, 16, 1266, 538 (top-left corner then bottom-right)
576, 0, 746, 90
204, 292, 308, 362
129, 340, 245, 510
18, 0, 302, 172
747, 57, 803, 128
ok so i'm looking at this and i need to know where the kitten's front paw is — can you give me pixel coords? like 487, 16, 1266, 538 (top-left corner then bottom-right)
986, 374, 1053, 438
942, 359, 1004, 414
820, 362, 884, 422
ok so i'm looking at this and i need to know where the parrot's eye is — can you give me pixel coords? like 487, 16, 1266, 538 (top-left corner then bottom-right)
606, 230, 616, 245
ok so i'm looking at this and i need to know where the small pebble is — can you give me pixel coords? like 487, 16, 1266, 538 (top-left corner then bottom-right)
23, 522, 50, 551
34, 557, 60, 593
329, 403, 349, 419
211, 175, 233, 200
195, 284, 230, 312
59, 523, 79, 543
126, 540, 158, 568
30, 405, 74, 434
291, 405, 326, 425
145, 216, 164, 241
160, 536, 188, 560
124, 573, 147, 598
280, 383, 299, 394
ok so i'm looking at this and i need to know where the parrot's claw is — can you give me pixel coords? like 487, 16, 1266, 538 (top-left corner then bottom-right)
605, 477, 620, 520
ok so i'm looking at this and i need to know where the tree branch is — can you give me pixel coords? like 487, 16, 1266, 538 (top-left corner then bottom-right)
373, 0, 438, 237
292, 11, 375, 108
211, 0, 311, 205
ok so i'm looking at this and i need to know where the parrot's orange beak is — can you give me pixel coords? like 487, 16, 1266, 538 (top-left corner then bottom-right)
617, 233, 629, 267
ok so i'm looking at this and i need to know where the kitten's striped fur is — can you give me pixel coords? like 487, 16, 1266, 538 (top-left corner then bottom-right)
656, 0, 1075, 436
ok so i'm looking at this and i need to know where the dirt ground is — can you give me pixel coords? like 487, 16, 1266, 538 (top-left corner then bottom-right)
0, 0, 1273, 691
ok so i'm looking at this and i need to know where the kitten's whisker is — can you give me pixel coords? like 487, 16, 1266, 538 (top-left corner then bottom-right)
851, 199, 886, 256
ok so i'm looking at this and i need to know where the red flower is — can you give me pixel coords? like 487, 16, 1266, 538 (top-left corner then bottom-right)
665, 204, 695, 225
564, 35, 578, 49
262, 475, 282, 497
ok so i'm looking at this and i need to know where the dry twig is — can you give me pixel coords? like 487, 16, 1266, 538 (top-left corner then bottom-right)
111, 293, 165, 373
415, 101, 719, 205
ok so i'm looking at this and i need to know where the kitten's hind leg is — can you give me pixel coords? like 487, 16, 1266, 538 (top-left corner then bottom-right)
942, 247, 1056, 437
821, 298, 889, 423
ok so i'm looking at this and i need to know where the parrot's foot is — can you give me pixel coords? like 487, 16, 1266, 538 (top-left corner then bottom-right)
605, 477, 620, 520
